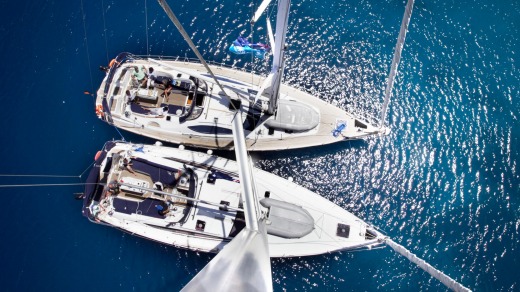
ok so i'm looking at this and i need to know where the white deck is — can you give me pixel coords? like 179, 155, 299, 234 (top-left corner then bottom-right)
96, 58, 388, 151
89, 142, 384, 257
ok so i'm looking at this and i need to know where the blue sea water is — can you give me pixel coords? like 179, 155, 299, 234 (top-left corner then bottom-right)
0, 0, 518, 291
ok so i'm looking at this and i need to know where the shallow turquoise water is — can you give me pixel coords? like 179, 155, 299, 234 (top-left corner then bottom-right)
0, 0, 518, 291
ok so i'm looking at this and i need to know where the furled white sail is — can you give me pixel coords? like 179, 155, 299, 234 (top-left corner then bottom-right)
386, 239, 471, 292
181, 225, 272, 292
182, 91, 273, 292
266, 0, 291, 114
266, 19, 275, 51
252, 0, 273, 24
379, 0, 415, 128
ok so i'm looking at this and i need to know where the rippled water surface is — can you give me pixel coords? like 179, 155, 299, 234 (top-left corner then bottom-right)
0, 0, 518, 291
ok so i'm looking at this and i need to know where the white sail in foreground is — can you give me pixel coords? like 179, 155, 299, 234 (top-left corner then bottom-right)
183, 113, 273, 290
181, 226, 272, 292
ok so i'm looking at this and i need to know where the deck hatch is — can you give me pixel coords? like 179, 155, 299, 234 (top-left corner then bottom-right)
196, 220, 206, 231
336, 223, 350, 238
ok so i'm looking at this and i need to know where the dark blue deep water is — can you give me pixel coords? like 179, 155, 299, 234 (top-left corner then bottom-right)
0, 0, 518, 291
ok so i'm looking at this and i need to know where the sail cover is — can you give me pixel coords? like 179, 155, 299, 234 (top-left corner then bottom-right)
264, 99, 319, 131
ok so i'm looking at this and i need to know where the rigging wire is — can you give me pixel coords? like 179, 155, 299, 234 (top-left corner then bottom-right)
101, 0, 110, 63
157, 0, 234, 109
80, 0, 95, 96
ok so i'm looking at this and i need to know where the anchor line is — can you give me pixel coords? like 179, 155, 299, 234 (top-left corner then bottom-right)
0, 183, 100, 188
0, 174, 79, 178
101, 0, 110, 63
145, 0, 150, 56
80, 0, 95, 98
78, 160, 96, 179
0, 160, 96, 181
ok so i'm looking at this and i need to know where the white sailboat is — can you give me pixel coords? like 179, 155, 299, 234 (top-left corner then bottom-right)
82, 1, 471, 290
81, 140, 384, 257
93, 0, 399, 151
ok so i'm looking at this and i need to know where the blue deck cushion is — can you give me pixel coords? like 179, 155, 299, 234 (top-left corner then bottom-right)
130, 103, 151, 115
160, 103, 184, 115
113, 197, 165, 218
131, 157, 178, 187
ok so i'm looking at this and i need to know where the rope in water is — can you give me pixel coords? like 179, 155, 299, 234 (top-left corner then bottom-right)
0, 175, 79, 178
80, 0, 95, 97
0, 158, 97, 181
385, 238, 471, 292
145, 0, 150, 56
101, 0, 110, 63
0, 183, 99, 188
78, 160, 97, 178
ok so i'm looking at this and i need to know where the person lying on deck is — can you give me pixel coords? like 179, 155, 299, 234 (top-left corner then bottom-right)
160, 78, 174, 101
123, 158, 137, 175
104, 180, 120, 199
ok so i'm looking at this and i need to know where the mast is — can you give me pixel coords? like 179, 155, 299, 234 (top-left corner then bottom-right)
157, 0, 229, 99
180, 113, 273, 291
265, 0, 291, 115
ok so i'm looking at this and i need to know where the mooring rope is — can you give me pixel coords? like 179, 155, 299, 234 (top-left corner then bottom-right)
101, 0, 110, 63
385, 238, 471, 292
0, 159, 97, 181
145, 0, 150, 56
0, 183, 99, 188
0, 175, 79, 178
80, 0, 95, 96
78, 160, 96, 178
113, 125, 127, 141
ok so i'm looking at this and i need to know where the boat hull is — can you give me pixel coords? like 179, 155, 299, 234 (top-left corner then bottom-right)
95, 55, 388, 151
83, 141, 384, 257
